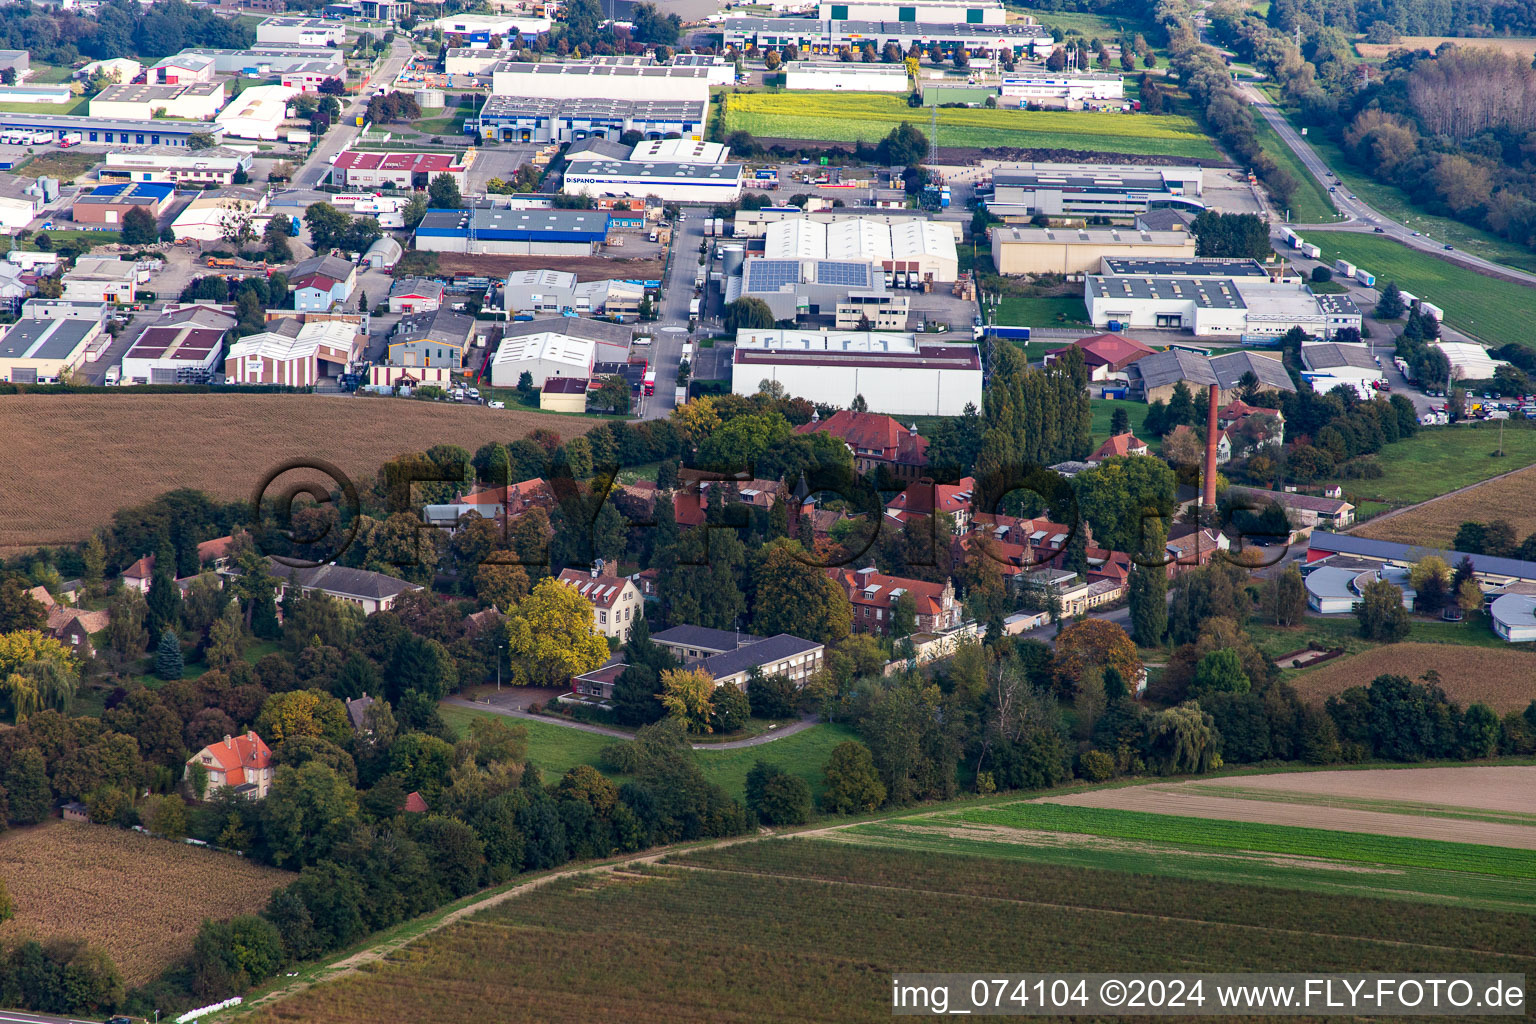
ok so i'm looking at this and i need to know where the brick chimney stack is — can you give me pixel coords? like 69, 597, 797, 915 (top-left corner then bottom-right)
1202, 383, 1219, 511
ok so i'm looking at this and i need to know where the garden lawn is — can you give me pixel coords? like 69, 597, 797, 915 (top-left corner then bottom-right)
0, 96, 87, 116
1305, 232, 1535, 351
722, 92, 1221, 160
1245, 613, 1514, 660
1090, 399, 1157, 450
13, 149, 99, 183
993, 294, 1090, 327
1326, 420, 1536, 509
441, 706, 615, 780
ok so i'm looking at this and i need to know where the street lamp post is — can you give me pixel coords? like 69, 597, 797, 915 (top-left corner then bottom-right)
497, 643, 504, 693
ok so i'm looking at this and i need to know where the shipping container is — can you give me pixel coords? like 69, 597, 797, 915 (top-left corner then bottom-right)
1333, 259, 1357, 278
1300, 242, 1321, 258
1418, 301, 1443, 321
987, 325, 1031, 340
1354, 269, 1376, 287
1280, 228, 1300, 248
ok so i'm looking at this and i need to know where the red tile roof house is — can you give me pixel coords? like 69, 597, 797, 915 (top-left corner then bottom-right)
673, 476, 783, 528
1086, 432, 1151, 463
121, 554, 155, 594
957, 512, 1081, 579
556, 566, 644, 641
795, 409, 929, 481
186, 731, 274, 799
422, 477, 558, 531
828, 566, 962, 636
1044, 333, 1157, 382
1167, 423, 1232, 464
884, 476, 976, 534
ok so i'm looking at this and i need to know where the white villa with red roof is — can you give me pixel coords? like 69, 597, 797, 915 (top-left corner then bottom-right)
187, 731, 274, 799
557, 565, 643, 640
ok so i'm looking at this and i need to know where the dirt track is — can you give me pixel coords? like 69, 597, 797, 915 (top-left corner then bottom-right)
435, 253, 665, 281
1041, 767, 1536, 850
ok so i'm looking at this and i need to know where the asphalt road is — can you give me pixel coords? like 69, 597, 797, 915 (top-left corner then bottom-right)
294, 36, 415, 189
635, 212, 709, 420
1240, 79, 1536, 288
0, 1010, 104, 1024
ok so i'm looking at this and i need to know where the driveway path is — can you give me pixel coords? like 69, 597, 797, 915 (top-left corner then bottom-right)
442, 697, 819, 750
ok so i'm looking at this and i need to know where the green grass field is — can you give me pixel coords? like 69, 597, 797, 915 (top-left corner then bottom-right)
439, 703, 854, 803
0, 96, 88, 116
20, 228, 121, 252
958, 802, 1536, 878
993, 295, 1090, 327
722, 92, 1222, 159
1247, 609, 1515, 657
1327, 421, 1536, 507
1251, 114, 1339, 224
1305, 231, 1534, 350
1090, 398, 1157, 449
1008, 4, 1157, 41
15, 149, 100, 183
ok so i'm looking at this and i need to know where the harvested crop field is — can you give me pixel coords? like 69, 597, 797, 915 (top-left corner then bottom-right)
1354, 463, 1536, 546
434, 253, 664, 281
1189, 766, 1536, 815
0, 394, 594, 551
1283, 642, 1536, 714
0, 821, 292, 984
1356, 36, 1536, 60
1038, 769, 1536, 850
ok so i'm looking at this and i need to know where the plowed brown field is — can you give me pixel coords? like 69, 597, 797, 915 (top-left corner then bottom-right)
0, 393, 594, 551
1283, 642, 1536, 713
0, 821, 292, 984
1353, 464, 1536, 546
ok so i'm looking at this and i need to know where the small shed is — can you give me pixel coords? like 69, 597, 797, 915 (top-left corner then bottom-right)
365, 235, 403, 271
62, 800, 90, 823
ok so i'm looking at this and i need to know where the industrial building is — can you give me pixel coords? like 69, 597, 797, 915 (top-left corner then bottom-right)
119, 304, 236, 385
817, 0, 1008, 22
171, 187, 271, 243
0, 113, 227, 148
764, 217, 959, 283
0, 317, 101, 384
732, 206, 961, 241
999, 72, 1124, 107
215, 84, 298, 140
990, 226, 1196, 276
282, 61, 343, 93
434, 13, 551, 43
1099, 257, 1299, 282
89, 81, 227, 121
722, 18, 1052, 57
333, 150, 472, 190
372, 308, 477, 388
445, 49, 507, 76
146, 53, 218, 85
72, 181, 174, 227
1300, 342, 1384, 397
988, 163, 1204, 220
255, 17, 347, 46
473, 95, 707, 144
1123, 348, 1294, 404
413, 208, 611, 256
783, 62, 910, 91
180, 47, 346, 77
1434, 341, 1508, 382
561, 159, 744, 203
626, 138, 729, 165
225, 319, 362, 386
671, 53, 737, 86
62, 258, 141, 305
100, 149, 254, 187
502, 269, 644, 318
726, 257, 898, 322
489, 317, 634, 388
490, 61, 711, 103
732, 330, 983, 416
0, 177, 36, 235
1084, 275, 1362, 338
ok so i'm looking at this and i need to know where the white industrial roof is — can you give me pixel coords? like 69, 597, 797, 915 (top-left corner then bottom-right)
492, 331, 595, 369
1435, 341, 1508, 381
227, 320, 355, 362
762, 216, 956, 265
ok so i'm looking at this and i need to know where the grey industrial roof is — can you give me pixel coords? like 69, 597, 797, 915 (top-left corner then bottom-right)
1304, 565, 1360, 604
501, 316, 632, 346
1088, 275, 1246, 309
418, 207, 610, 235
1231, 486, 1348, 514
725, 16, 1051, 38
1130, 348, 1217, 389
1316, 293, 1362, 314
564, 136, 631, 162
650, 624, 763, 653
1302, 343, 1376, 371
479, 94, 707, 121
562, 159, 742, 181
394, 307, 475, 348
0, 318, 95, 361
1136, 208, 1195, 231
1101, 257, 1269, 277
995, 168, 1169, 190
0, 112, 226, 134
1309, 531, 1536, 582
492, 61, 710, 81
1209, 351, 1295, 392
700, 633, 822, 679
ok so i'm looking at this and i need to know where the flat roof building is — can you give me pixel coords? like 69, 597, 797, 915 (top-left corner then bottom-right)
1086, 276, 1362, 339
765, 217, 959, 283
120, 304, 236, 385
817, 0, 1008, 23
216, 84, 298, 140
333, 150, 471, 189
0, 317, 101, 383
256, 17, 347, 46
100, 148, 253, 187
89, 80, 227, 121
991, 225, 1196, 276
0, 113, 226, 148
561, 158, 744, 204
783, 61, 910, 91
731, 329, 982, 416
414, 208, 611, 256
999, 71, 1124, 108
722, 17, 1052, 57
72, 181, 174, 227
989, 162, 1204, 220
726, 256, 890, 321
180, 47, 345, 76
474, 94, 707, 145
490, 60, 711, 103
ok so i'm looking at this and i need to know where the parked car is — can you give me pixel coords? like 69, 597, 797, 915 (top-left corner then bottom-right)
488, 400, 505, 409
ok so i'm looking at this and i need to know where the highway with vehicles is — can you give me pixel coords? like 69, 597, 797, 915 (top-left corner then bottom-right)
1239, 79, 1536, 288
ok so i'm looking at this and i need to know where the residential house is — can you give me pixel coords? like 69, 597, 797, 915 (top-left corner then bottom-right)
1085, 431, 1149, 463
649, 624, 762, 663
1167, 423, 1230, 464
261, 559, 421, 614
290, 254, 358, 312
1230, 485, 1354, 532
344, 693, 375, 733
884, 476, 975, 533
422, 477, 558, 531
794, 409, 929, 480
828, 566, 962, 636
403, 791, 430, 813
556, 565, 643, 640
372, 307, 476, 388
186, 731, 274, 799
388, 277, 446, 314
567, 661, 627, 704
1217, 399, 1285, 455
121, 554, 155, 593
1044, 332, 1155, 382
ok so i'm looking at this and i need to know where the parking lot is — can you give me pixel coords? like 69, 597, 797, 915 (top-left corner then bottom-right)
461, 145, 536, 193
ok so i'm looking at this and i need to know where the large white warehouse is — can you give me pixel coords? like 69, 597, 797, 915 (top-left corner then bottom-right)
490, 61, 711, 103
731, 330, 982, 416
999, 72, 1124, 107
816, 0, 1008, 25
562, 159, 744, 203
764, 217, 958, 282
1085, 276, 1363, 338
783, 62, 910, 91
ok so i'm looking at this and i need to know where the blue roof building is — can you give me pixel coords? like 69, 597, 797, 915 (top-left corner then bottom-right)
413, 208, 610, 256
